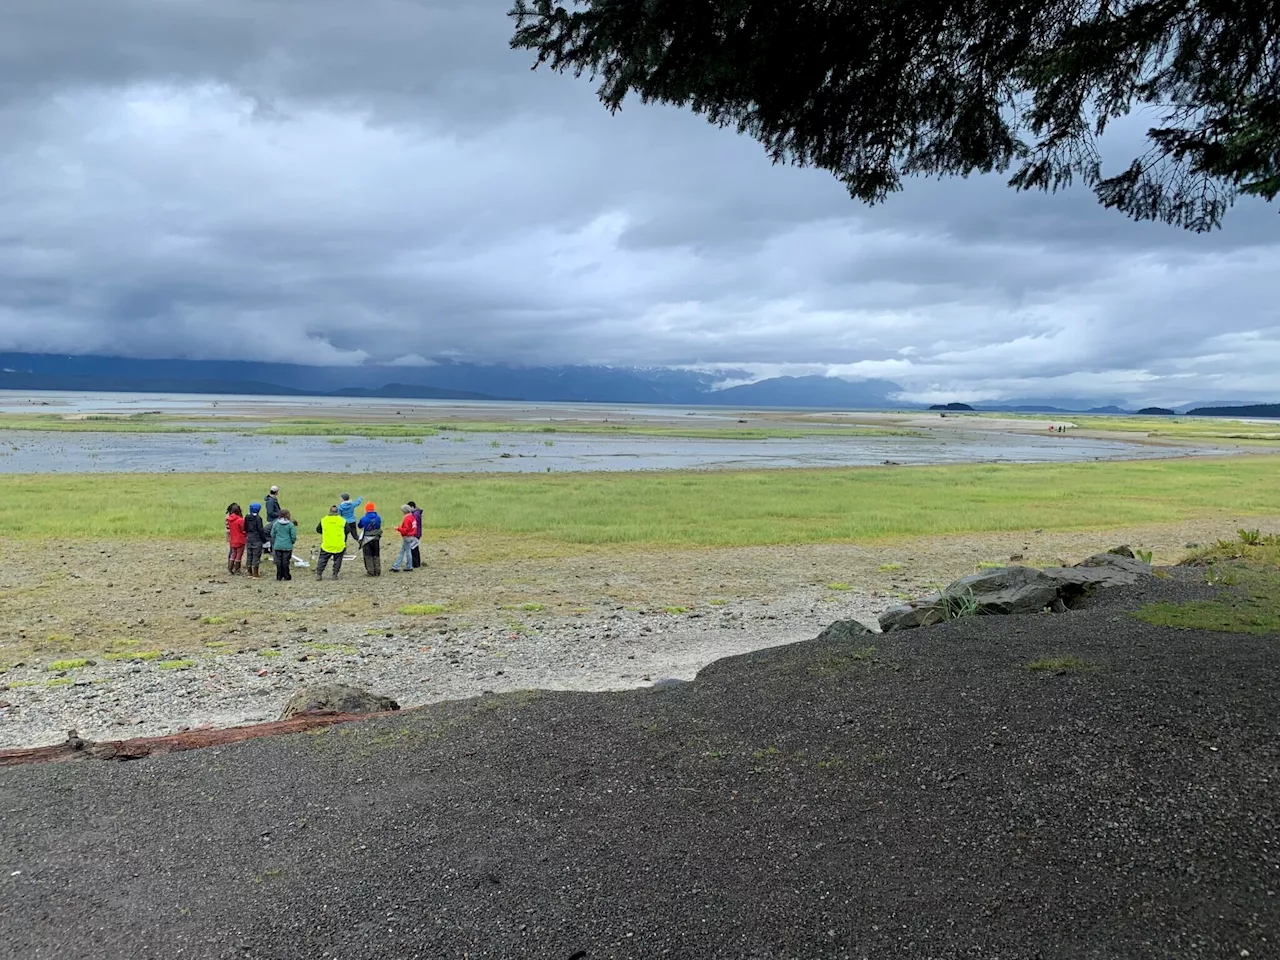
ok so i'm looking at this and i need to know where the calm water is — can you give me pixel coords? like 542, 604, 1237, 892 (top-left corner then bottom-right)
0, 428, 1217, 474
0, 390, 746, 420
0, 390, 1229, 473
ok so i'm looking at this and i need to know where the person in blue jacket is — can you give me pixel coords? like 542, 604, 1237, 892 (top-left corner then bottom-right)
357, 502, 382, 576
337, 492, 363, 550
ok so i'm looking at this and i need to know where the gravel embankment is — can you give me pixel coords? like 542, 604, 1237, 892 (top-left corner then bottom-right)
0, 588, 884, 748
1, 569, 1276, 960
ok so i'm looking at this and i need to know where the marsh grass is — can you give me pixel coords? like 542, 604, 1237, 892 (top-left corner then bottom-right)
0, 412, 918, 442
1, 457, 1277, 550
1135, 534, 1280, 634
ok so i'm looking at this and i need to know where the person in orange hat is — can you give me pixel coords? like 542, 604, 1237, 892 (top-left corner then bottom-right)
357, 502, 383, 576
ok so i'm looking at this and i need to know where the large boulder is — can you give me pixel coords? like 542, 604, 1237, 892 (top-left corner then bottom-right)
816, 619, 877, 642
878, 595, 944, 632
280, 683, 400, 721
1041, 549, 1154, 599
942, 565, 1062, 615
1076, 549, 1154, 577
875, 547, 1156, 632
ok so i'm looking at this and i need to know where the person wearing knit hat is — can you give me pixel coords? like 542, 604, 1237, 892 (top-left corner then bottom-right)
242, 502, 268, 579
357, 502, 383, 576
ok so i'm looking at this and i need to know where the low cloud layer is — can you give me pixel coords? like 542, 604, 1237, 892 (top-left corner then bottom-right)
0, 0, 1276, 404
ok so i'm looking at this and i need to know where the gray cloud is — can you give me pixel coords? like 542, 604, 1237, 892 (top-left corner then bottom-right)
0, 0, 1276, 404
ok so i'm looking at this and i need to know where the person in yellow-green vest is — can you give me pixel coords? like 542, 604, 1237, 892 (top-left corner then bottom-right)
314, 505, 347, 580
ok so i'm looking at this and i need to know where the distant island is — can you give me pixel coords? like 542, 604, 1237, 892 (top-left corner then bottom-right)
929, 402, 975, 411
1185, 404, 1280, 419
1136, 407, 1176, 416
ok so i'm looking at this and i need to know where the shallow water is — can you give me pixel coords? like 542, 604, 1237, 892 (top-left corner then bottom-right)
0, 390, 746, 420
0, 428, 1217, 474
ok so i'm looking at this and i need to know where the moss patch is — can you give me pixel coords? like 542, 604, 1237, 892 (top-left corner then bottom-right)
399, 603, 447, 616
1027, 656, 1091, 672
1135, 536, 1280, 635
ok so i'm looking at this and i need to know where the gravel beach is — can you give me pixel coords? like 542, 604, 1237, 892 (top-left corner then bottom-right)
1, 569, 1275, 960
0, 586, 883, 747
2, 518, 1266, 748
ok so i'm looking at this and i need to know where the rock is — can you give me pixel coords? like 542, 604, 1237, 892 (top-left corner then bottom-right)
1075, 550, 1153, 577
279, 683, 400, 721
816, 620, 877, 642
652, 678, 686, 688
878, 595, 945, 632
942, 566, 1061, 615
1041, 549, 1154, 596
1106, 545, 1136, 558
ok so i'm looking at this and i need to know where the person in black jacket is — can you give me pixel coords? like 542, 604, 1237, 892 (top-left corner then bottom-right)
264, 486, 281, 524
243, 502, 269, 579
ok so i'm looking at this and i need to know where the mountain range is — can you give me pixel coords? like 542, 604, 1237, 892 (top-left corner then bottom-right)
0, 353, 902, 408
0, 353, 1273, 414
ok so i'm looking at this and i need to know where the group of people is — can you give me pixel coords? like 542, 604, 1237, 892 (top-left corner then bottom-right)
224, 486, 425, 582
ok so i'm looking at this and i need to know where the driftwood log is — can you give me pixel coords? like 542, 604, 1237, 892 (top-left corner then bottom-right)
0, 710, 395, 768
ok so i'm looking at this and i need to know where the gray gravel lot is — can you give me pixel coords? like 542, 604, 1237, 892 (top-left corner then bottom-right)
1, 570, 1275, 960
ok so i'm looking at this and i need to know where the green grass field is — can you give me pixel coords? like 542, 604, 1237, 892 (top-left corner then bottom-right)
4, 455, 1278, 546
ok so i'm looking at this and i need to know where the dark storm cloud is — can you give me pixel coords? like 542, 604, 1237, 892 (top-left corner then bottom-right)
0, 0, 1275, 403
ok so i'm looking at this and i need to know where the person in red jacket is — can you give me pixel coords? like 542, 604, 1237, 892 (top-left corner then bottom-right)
390, 505, 419, 573
226, 503, 246, 575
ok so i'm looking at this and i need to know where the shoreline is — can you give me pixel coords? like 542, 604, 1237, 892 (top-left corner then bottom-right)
4, 515, 1277, 749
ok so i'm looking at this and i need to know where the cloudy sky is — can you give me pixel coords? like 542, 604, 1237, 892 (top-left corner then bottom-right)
0, 0, 1276, 404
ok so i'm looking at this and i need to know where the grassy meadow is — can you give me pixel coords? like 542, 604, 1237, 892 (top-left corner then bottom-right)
5, 455, 1278, 548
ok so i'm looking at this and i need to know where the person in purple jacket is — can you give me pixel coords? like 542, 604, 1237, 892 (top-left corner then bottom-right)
407, 500, 424, 568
